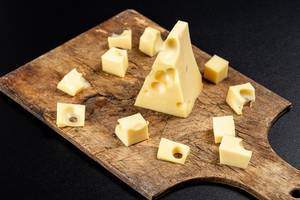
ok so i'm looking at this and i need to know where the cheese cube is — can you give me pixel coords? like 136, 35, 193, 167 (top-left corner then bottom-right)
108, 30, 132, 49
226, 82, 255, 115
204, 55, 229, 84
57, 68, 90, 96
135, 21, 203, 118
56, 102, 86, 128
219, 135, 252, 169
101, 47, 128, 77
213, 115, 235, 143
115, 113, 149, 146
139, 27, 163, 57
157, 138, 190, 164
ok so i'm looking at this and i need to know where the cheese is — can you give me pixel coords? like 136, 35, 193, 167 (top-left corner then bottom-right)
135, 21, 203, 118
204, 55, 229, 84
157, 138, 190, 164
101, 47, 128, 77
56, 102, 86, 128
108, 30, 132, 49
139, 27, 163, 57
213, 115, 235, 143
57, 68, 90, 96
226, 83, 255, 115
115, 113, 149, 146
219, 135, 252, 169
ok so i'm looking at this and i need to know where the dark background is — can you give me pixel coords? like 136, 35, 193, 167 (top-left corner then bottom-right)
0, 0, 299, 199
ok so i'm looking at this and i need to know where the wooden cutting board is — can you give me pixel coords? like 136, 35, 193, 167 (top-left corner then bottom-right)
1, 9, 299, 200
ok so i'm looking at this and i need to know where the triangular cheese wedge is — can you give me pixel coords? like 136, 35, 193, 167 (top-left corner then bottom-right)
135, 21, 202, 118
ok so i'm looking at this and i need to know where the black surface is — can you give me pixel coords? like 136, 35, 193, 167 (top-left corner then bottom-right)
0, 0, 299, 199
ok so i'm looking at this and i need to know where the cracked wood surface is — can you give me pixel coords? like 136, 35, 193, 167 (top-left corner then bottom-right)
0, 9, 299, 200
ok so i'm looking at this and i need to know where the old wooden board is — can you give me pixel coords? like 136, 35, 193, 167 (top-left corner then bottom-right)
0, 9, 299, 200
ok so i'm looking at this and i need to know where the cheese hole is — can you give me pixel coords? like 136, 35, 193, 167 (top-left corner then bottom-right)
69, 116, 78, 123
151, 82, 165, 92
240, 89, 252, 99
172, 147, 183, 159
290, 188, 300, 198
166, 38, 177, 49
176, 102, 186, 109
166, 68, 176, 80
155, 70, 167, 83
176, 102, 183, 107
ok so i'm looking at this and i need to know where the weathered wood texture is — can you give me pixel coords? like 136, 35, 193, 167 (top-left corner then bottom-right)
0, 9, 299, 200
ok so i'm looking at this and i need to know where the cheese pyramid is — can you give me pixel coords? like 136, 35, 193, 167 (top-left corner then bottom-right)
135, 21, 202, 118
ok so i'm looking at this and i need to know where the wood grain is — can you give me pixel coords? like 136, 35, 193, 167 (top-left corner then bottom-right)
0, 9, 299, 200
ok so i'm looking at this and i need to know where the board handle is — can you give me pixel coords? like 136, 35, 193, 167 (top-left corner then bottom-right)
233, 147, 300, 200
154, 148, 300, 200
186, 151, 300, 200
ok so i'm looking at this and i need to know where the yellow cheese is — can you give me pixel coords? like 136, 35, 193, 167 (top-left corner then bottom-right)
213, 115, 235, 143
204, 55, 229, 84
157, 138, 190, 164
57, 68, 90, 96
219, 135, 252, 169
101, 47, 128, 77
108, 30, 132, 49
139, 27, 163, 57
115, 113, 149, 146
135, 21, 203, 118
56, 102, 86, 128
226, 82, 255, 115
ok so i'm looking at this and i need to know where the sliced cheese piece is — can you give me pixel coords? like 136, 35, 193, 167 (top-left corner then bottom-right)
56, 102, 85, 128
213, 115, 235, 143
157, 138, 190, 164
135, 20, 203, 118
115, 113, 149, 146
108, 30, 132, 49
226, 83, 255, 115
139, 27, 163, 57
219, 135, 252, 169
101, 47, 128, 77
204, 55, 229, 84
57, 68, 90, 96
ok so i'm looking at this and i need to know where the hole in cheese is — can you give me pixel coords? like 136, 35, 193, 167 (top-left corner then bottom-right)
172, 147, 183, 159
240, 89, 253, 100
176, 102, 183, 107
155, 70, 167, 83
69, 116, 78, 123
166, 68, 176, 80
154, 68, 176, 86
166, 38, 177, 49
151, 82, 165, 92
176, 102, 187, 110
176, 102, 186, 108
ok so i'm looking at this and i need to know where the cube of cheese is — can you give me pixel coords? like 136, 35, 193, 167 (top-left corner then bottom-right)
115, 113, 149, 146
101, 47, 128, 77
204, 55, 229, 84
157, 138, 190, 164
226, 82, 255, 115
219, 135, 252, 169
213, 115, 235, 143
57, 68, 90, 96
108, 30, 132, 49
139, 27, 163, 57
56, 102, 86, 128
